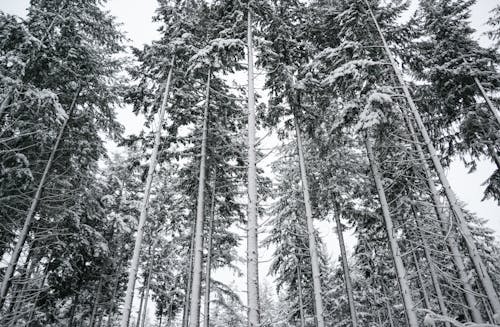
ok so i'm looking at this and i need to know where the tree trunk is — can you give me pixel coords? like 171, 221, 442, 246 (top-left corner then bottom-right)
203, 173, 216, 327
488, 145, 500, 170
294, 115, 325, 327
385, 297, 395, 327
140, 237, 158, 327
90, 278, 104, 327
297, 264, 305, 327
246, 9, 260, 327
0, 87, 81, 308
189, 69, 212, 327
120, 56, 175, 327
334, 207, 357, 327
474, 77, 500, 127
6, 247, 32, 318
136, 285, 146, 327
401, 108, 484, 323
0, 86, 13, 120
413, 206, 450, 327
364, 133, 418, 327
482, 297, 495, 324
167, 301, 173, 327
364, 0, 500, 316
411, 250, 431, 309
183, 222, 196, 327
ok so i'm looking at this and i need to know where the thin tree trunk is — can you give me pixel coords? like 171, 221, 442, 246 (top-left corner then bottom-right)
380, 281, 396, 327
183, 222, 196, 327
90, 278, 104, 327
167, 301, 173, 327
334, 207, 357, 327
413, 207, 450, 327
203, 173, 216, 327
294, 115, 325, 327
0, 86, 13, 120
482, 297, 495, 324
189, 69, 211, 327
140, 237, 159, 327
140, 260, 154, 327
246, 8, 260, 327
0, 87, 81, 308
136, 285, 146, 327
488, 145, 500, 170
6, 247, 32, 318
401, 108, 484, 323
120, 56, 175, 327
364, 134, 418, 327
364, 0, 500, 316
385, 297, 395, 327
474, 77, 500, 127
297, 264, 305, 327
411, 250, 431, 309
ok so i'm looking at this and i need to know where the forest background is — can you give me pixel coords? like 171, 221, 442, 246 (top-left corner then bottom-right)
1, 0, 499, 325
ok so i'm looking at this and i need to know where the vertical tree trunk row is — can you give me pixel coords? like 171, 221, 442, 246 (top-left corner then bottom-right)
401, 108, 484, 323
365, 0, 500, 318
0, 86, 81, 309
364, 133, 418, 327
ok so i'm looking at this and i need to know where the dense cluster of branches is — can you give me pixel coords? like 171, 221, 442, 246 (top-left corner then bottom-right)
1, 0, 500, 327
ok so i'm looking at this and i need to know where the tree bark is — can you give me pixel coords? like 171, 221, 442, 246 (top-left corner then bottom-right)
364, 133, 418, 327
334, 207, 357, 327
189, 69, 211, 327
119, 56, 175, 327
246, 9, 260, 327
0, 86, 13, 120
364, 0, 500, 316
203, 173, 216, 327
294, 115, 325, 327
183, 222, 196, 327
0, 86, 81, 309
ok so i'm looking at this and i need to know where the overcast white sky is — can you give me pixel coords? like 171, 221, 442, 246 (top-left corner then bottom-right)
1, 0, 500, 322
